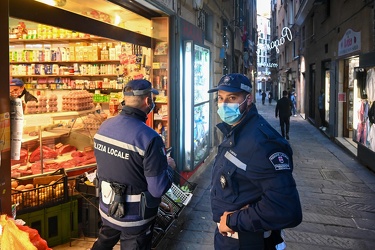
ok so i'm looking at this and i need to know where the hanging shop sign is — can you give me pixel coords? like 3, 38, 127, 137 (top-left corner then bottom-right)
261, 27, 293, 54
258, 62, 278, 68
338, 29, 361, 57
181, 18, 204, 44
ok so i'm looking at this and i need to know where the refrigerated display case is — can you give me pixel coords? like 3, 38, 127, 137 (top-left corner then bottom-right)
182, 41, 210, 171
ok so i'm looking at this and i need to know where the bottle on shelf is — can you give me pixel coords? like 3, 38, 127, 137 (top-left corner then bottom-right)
162, 76, 167, 90
95, 103, 102, 114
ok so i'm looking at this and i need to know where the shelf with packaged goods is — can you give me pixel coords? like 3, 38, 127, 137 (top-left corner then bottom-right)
10, 60, 121, 64
87, 88, 122, 94
9, 37, 119, 45
10, 38, 124, 77
12, 74, 119, 78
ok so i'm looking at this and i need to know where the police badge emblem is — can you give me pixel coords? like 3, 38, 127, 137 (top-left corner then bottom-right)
220, 174, 227, 189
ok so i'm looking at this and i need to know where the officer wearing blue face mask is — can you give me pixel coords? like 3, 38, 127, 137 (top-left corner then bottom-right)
208, 73, 302, 250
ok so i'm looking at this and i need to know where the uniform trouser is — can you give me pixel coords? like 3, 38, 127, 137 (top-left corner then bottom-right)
279, 116, 290, 137
214, 227, 285, 250
91, 223, 154, 250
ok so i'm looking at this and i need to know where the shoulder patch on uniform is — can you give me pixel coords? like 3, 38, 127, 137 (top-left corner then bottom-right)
269, 152, 290, 170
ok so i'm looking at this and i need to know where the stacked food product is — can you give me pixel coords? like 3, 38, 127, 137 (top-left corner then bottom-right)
82, 113, 107, 130
25, 94, 59, 114
62, 90, 94, 111
47, 94, 58, 112
37, 96, 48, 113
25, 101, 38, 114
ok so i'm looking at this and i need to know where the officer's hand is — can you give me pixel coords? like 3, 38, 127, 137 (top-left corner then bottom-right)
219, 211, 235, 236
167, 157, 176, 170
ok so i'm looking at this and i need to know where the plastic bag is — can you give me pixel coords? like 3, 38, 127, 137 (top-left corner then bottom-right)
0, 214, 51, 250
0, 214, 37, 250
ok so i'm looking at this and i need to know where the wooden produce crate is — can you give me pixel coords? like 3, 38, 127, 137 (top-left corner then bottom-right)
11, 168, 68, 215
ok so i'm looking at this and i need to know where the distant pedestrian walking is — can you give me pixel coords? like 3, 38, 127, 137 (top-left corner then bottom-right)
261, 91, 266, 105
268, 91, 273, 104
275, 90, 293, 140
291, 92, 297, 116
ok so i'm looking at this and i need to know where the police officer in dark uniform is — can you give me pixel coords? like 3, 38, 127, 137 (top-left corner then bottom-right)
92, 79, 176, 250
208, 73, 302, 250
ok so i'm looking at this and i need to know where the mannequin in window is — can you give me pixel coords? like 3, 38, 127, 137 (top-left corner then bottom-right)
357, 94, 369, 145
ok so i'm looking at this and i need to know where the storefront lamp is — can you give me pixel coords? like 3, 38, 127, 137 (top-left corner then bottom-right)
193, 0, 204, 10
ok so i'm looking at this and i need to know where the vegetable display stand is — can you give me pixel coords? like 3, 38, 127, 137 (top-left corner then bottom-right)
11, 168, 68, 215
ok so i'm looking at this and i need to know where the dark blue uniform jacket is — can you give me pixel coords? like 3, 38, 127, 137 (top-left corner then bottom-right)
94, 106, 173, 230
211, 104, 302, 232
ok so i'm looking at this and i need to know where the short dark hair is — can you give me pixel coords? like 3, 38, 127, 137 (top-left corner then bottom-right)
283, 90, 288, 96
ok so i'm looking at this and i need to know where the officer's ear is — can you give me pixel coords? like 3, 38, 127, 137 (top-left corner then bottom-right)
246, 93, 253, 105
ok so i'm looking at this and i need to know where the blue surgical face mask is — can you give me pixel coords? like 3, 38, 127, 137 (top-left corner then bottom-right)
217, 96, 248, 125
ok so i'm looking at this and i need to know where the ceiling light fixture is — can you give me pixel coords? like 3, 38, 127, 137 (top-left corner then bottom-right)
114, 15, 122, 26
36, 0, 66, 7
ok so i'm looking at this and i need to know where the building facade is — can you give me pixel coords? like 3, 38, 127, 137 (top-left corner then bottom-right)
257, 11, 272, 93
274, 0, 375, 170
